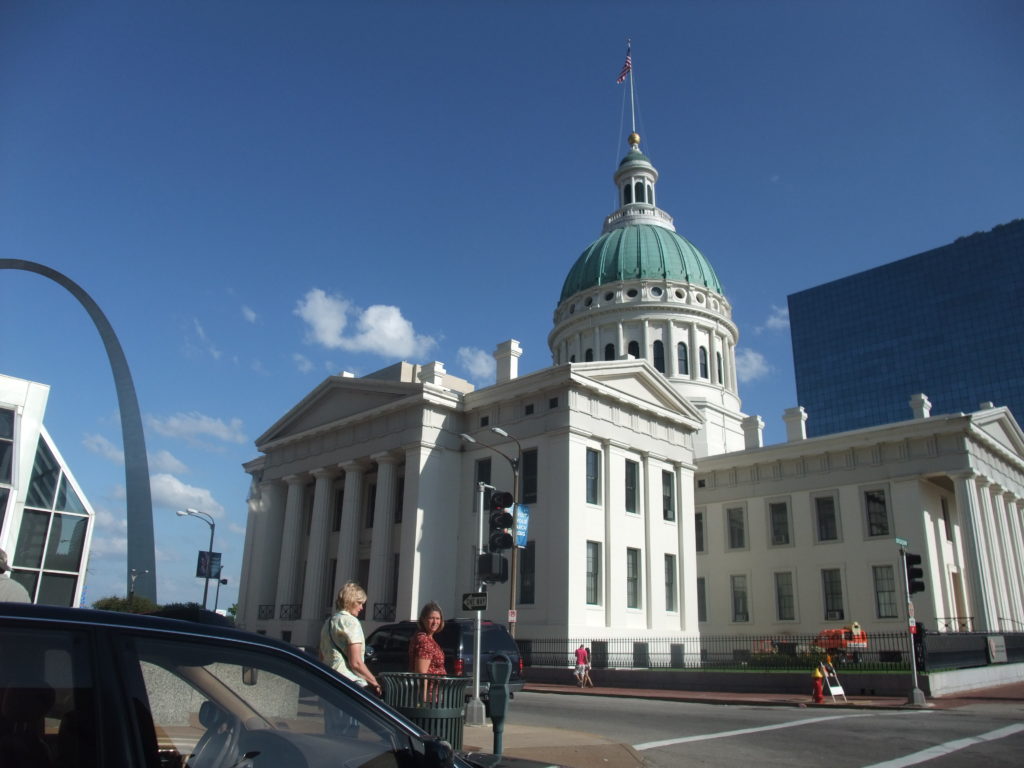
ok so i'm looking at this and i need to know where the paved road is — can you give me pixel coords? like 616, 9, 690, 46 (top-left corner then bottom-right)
504, 691, 1024, 767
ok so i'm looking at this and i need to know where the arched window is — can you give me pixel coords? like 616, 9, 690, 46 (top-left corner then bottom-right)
628, 340, 640, 359
677, 342, 689, 375
623, 184, 633, 205
634, 180, 645, 203
653, 340, 665, 373
716, 352, 724, 384
570, 354, 576, 363
647, 184, 653, 204
584, 348, 594, 362
604, 343, 616, 361
699, 346, 709, 378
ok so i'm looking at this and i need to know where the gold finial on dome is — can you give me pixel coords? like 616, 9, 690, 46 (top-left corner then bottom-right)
628, 132, 641, 149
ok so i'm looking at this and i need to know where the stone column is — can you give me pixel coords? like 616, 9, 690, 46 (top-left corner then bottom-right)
301, 468, 339, 621
641, 451, 654, 630
247, 479, 286, 623
641, 320, 650, 366
367, 454, 399, 621
1007, 496, 1024, 627
333, 461, 365, 594
667, 322, 679, 377
708, 331, 718, 385
688, 325, 698, 380
275, 474, 307, 618
976, 479, 1008, 624
952, 473, 993, 631
998, 491, 1024, 627
602, 439, 613, 627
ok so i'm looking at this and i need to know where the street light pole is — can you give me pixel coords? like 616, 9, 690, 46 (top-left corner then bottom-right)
214, 577, 228, 612
177, 508, 216, 609
128, 568, 149, 606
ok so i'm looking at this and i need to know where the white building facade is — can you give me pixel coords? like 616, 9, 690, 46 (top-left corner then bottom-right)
0, 374, 95, 606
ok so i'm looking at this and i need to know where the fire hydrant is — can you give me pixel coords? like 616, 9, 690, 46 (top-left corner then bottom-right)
811, 665, 824, 703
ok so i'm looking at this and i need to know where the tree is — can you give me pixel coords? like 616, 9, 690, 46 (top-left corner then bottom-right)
92, 595, 158, 614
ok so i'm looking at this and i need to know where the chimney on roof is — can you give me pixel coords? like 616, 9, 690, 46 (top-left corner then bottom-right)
418, 361, 447, 387
910, 393, 932, 419
783, 406, 808, 442
494, 339, 522, 384
742, 415, 764, 450
979, 401, 995, 410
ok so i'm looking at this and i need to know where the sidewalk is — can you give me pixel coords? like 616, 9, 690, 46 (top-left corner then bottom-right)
458, 680, 1024, 768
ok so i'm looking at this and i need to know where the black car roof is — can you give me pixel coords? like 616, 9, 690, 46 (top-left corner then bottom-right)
0, 603, 300, 654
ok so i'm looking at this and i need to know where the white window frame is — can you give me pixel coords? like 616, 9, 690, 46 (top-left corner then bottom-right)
726, 505, 747, 550
813, 492, 841, 543
767, 498, 792, 547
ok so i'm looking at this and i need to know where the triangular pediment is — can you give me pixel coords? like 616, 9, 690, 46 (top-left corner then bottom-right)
972, 407, 1024, 456
571, 360, 704, 426
255, 376, 420, 446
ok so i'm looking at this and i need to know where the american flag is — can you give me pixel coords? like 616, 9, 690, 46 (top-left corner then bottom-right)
616, 45, 632, 84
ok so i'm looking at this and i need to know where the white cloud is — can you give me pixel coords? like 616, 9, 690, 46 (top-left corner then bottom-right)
149, 449, 188, 474
84, 433, 124, 463
150, 473, 225, 516
193, 318, 222, 360
457, 347, 495, 383
295, 288, 435, 359
293, 353, 314, 373
148, 412, 247, 445
735, 348, 771, 383
242, 305, 257, 323
764, 305, 790, 331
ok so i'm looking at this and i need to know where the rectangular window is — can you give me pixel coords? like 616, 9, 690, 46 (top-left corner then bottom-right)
662, 470, 676, 521
727, 507, 745, 549
519, 540, 535, 605
586, 541, 601, 605
815, 495, 839, 541
696, 576, 707, 622
626, 548, 641, 609
769, 501, 790, 546
822, 568, 844, 620
865, 489, 889, 537
625, 460, 639, 514
586, 449, 601, 504
664, 554, 677, 612
394, 475, 404, 524
695, 511, 705, 553
873, 565, 898, 618
730, 574, 748, 622
941, 497, 953, 542
775, 571, 795, 621
521, 449, 538, 504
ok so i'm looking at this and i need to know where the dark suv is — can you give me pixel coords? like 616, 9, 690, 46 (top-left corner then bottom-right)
366, 619, 525, 695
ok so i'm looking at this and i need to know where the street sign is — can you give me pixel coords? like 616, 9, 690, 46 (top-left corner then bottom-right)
462, 592, 487, 611
895, 537, 908, 547
515, 504, 530, 548
508, 609, 517, 622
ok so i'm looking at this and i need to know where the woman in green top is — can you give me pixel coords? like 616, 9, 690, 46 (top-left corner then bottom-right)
320, 581, 381, 695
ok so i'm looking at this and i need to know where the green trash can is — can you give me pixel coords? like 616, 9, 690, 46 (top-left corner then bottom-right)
379, 672, 470, 750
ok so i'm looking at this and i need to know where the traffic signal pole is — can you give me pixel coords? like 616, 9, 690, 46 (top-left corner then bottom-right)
899, 546, 927, 706
465, 481, 493, 727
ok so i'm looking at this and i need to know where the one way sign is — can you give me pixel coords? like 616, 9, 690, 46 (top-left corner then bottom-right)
462, 592, 487, 611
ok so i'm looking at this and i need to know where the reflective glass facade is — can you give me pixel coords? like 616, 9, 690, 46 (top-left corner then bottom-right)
789, 219, 1024, 437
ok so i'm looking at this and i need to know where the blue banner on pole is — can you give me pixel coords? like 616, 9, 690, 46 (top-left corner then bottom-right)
515, 504, 530, 548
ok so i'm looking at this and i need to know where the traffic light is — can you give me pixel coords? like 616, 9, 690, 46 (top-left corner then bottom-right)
488, 491, 515, 552
905, 552, 926, 594
478, 552, 509, 583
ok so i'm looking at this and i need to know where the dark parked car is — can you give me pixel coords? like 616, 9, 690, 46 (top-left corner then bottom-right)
366, 619, 525, 695
0, 603, 555, 768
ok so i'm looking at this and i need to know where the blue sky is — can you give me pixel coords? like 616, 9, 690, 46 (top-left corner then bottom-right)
2, 1, 1021, 608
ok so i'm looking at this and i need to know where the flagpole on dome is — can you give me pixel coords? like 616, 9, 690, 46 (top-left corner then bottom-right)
616, 39, 635, 135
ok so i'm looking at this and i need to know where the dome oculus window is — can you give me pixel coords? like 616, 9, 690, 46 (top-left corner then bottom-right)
626, 288, 638, 298
605, 291, 615, 301
651, 287, 663, 297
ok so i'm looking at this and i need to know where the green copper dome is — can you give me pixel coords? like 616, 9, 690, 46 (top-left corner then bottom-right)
559, 223, 724, 303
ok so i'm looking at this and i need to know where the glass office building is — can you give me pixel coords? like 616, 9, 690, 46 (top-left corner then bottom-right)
788, 219, 1024, 437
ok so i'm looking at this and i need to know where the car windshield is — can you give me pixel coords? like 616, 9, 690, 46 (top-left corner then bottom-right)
129, 634, 422, 768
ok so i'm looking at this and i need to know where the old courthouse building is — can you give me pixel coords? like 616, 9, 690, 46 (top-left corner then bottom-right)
236, 132, 1024, 648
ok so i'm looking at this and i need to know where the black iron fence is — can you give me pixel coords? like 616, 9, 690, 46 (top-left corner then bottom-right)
518, 631, 1024, 673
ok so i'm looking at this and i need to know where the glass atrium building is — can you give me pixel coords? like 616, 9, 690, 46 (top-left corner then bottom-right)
788, 219, 1024, 437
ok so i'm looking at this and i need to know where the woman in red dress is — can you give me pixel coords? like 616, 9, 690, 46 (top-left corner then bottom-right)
409, 601, 446, 675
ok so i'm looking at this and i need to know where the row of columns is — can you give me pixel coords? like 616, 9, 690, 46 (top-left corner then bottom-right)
559, 318, 736, 391
953, 472, 1024, 632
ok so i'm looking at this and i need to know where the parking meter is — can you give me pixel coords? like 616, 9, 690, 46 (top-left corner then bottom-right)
486, 653, 512, 755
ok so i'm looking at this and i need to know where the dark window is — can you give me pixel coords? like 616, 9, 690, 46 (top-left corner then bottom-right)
727, 507, 745, 549
653, 340, 665, 373
731, 575, 748, 622
699, 347, 709, 378
941, 497, 953, 542
604, 343, 616, 361
865, 489, 889, 536
626, 548, 641, 609
476, 458, 492, 510
586, 541, 601, 605
815, 496, 838, 541
332, 487, 344, 531
394, 476, 404, 524
364, 483, 376, 528
26, 439, 60, 509
570, 355, 576, 363
677, 342, 689, 375
662, 470, 675, 521
584, 348, 594, 362
548, 397, 558, 409
697, 577, 707, 621
873, 565, 898, 618
822, 569, 844, 620
521, 449, 538, 504
775, 572, 795, 621
634, 180, 645, 203
624, 460, 639, 514
627, 340, 640, 359
586, 449, 601, 504
480, 415, 489, 427
695, 511, 705, 552
623, 183, 633, 205
665, 554, 677, 612
525, 404, 534, 415
769, 502, 790, 545
519, 540, 535, 604
716, 352, 723, 384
